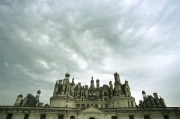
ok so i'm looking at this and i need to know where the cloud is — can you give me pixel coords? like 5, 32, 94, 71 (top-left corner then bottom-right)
0, 0, 180, 107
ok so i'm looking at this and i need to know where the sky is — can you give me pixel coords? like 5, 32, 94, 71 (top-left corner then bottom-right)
0, 0, 180, 107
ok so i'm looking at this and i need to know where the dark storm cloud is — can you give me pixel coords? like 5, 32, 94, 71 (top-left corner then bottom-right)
0, 0, 180, 106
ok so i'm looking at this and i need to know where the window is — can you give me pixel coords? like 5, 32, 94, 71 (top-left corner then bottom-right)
144, 115, 150, 119
70, 116, 75, 119
101, 104, 103, 108
112, 116, 117, 119
95, 104, 98, 107
6, 114, 13, 119
164, 116, 169, 119
131, 102, 134, 107
105, 104, 108, 108
40, 114, 46, 119
82, 104, 85, 108
76, 104, 80, 108
24, 114, 29, 119
104, 92, 107, 96
58, 115, 64, 119
129, 116, 134, 119
89, 117, 95, 119
104, 98, 107, 101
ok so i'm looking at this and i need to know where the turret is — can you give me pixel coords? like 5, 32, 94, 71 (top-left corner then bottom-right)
139, 100, 142, 107
153, 93, 159, 99
142, 90, 146, 100
109, 81, 113, 97
72, 78, 74, 84
159, 97, 166, 107
125, 80, 129, 86
59, 80, 62, 84
14, 94, 23, 106
53, 82, 59, 96
153, 93, 161, 106
114, 72, 121, 96
90, 76, 95, 89
36, 90, 41, 102
109, 81, 113, 89
65, 73, 70, 79
114, 72, 121, 84
96, 79, 99, 88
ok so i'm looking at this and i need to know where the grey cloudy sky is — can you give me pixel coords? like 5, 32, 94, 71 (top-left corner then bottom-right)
0, 0, 180, 107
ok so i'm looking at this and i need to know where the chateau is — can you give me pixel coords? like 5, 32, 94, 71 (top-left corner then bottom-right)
0, 72, 179, 119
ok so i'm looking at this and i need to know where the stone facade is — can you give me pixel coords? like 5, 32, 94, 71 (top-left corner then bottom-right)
50, 72, 135, 108
0, 72, 180, 119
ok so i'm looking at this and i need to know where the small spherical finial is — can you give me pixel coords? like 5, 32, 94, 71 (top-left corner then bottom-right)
37, 90, 41, 94
18, 94, 23, 97
142, 90, 146, 94
65, 73, 70, 77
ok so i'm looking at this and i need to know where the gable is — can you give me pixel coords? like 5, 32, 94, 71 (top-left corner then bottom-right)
80, 106, 105, 114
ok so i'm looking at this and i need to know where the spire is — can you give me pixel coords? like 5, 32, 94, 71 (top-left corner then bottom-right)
90, 76, 95, 89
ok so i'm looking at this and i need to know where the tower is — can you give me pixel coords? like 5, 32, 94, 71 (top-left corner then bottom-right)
90, 76, 95, 89
65, 73, 70, 79
142, 90, 146, 100
36, 90, 41, 102
153, 93, 161, 106
96, 79, 100, 88
114, 72, 121, 96
14, 94, 23, 106
109, 81, 113, 97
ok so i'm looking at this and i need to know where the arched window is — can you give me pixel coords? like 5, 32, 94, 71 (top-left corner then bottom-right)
24, 114, 29, 119
40, 114, 46, 119
104, 98, 107, 101
112, 116, 117, 119
164, 116, 169, 119
82, 92, 84, 96
129, 116, 134, 119
144, 115, 150, 119
89, 117, 95, 119
58, 115, 64, 119
70, 116, 75, 119
6, 114, 13, 119
95, 104, 98, 107
82, 104, 85, 108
